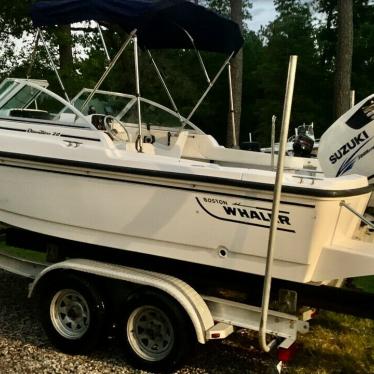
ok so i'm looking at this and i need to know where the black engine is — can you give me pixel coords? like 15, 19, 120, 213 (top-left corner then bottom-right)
293, 134, 314, 157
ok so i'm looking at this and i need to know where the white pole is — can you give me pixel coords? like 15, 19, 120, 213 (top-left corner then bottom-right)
271, 115, 276, 171
228, 63, 238, 148
350, 90, 355, 108
97, 23, 111, 64
134, 35, 143, 152
187, 53, 234, 122
27, 29, 40, 79
259, 55, 298, 353
81, 30, 136, 111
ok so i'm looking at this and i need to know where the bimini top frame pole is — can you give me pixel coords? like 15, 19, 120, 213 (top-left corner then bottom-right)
26, 29, 41, 79
96, 23, 111, 65
187, 52, 234, 122
227, 62, 237, 147
133, 35, 143, 153
80, 29, 137, 112
146, 49, 183, 125
180, 27, 211, 85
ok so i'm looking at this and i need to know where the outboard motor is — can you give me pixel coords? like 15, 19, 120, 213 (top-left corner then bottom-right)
293, 134, 314, 157
318, 94, 374, 181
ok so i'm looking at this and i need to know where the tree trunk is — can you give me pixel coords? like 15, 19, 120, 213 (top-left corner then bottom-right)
226, 0, 243, 148
56, 25, 74, 93
334, 0, 353, 119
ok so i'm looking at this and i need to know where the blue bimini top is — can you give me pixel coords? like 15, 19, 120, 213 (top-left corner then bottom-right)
31, 0, 243, 54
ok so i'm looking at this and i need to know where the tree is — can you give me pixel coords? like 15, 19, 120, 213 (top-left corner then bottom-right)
334, 0, 353, 118
0, 0, 33, 80
204, 0, 252, 147
227, 0, 244, 147
315, 0, 373, 117
253, 0, 322, 144
55, 25, 75, 93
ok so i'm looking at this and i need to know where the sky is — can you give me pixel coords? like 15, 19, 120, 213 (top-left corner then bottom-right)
249, 0, 277, 31
249, 0, 374, 32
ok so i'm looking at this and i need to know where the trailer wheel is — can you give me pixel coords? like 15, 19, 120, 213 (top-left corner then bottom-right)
122, 289, 195, 372
39, 274, 106, 354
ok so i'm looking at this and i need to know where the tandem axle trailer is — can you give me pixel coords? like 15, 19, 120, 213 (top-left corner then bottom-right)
0, 248, 311, 373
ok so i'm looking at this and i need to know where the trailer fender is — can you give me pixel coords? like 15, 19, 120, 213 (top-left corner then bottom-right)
28, 258, 214, 344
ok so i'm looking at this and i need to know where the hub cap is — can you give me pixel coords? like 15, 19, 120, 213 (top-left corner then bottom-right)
50, 289, 90, 340
127, 305, 174, 361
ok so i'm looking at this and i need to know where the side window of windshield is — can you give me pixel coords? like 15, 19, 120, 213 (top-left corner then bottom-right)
0, 81, 14, 100
121, 102, 181, 128
0, 86, 74, 123
1, 86, 39, 110
31, 92, 68, 120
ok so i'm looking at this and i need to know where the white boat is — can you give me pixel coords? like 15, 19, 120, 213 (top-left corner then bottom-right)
0, 0, 373, 285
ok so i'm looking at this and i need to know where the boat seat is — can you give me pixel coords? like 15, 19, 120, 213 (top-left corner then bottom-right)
153, 130, 189, 158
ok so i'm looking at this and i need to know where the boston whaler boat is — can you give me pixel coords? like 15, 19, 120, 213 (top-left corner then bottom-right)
0, 0, 373, 287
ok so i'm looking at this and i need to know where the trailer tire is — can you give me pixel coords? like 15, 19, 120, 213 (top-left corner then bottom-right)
39, 274, 106, 354
122, 289, 195, 373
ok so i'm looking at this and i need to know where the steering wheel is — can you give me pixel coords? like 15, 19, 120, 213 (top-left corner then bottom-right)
104, 115, 131, 142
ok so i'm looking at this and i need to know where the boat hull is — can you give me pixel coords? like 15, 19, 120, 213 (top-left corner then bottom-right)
0, 156, 370, 283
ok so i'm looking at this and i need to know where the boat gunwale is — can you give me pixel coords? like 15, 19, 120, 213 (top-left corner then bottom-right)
0, 150, 371, 199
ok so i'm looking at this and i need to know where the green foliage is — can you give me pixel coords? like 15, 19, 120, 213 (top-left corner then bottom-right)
249, 0, 326, 144
0, 1, 33, 79
314, 0, 374, 101
203, 0, 252, 24
354, 276, 374, 293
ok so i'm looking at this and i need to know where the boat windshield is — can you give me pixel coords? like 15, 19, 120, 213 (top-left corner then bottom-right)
0, 79, 89, 126
69, 88, 204, 133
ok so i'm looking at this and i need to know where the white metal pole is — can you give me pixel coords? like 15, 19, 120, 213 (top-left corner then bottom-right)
27, 29, 40, 79
97, 23, 111, 64
271, 115, 276, 171
181, 27, 211, 84
134, 35, 143, 152
259, 55, 298, 353
350, 90, 355, 108
146, 49, 182, 125
81, 29, 136, 111
187, 52, 234, 122
228, 63, 238, 148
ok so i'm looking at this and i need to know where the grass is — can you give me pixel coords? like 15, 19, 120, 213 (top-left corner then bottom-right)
287, 311, 374, 374
0, 239, 46, 262
354, 276, 374, 293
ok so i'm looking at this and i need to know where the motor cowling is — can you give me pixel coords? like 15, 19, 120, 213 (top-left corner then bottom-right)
318, 94, 374, 179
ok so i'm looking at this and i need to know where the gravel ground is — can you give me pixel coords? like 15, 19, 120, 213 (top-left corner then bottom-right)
0, 269, 275, 374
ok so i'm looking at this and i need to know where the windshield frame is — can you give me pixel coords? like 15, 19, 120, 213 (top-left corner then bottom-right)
68, 88, 205, 134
